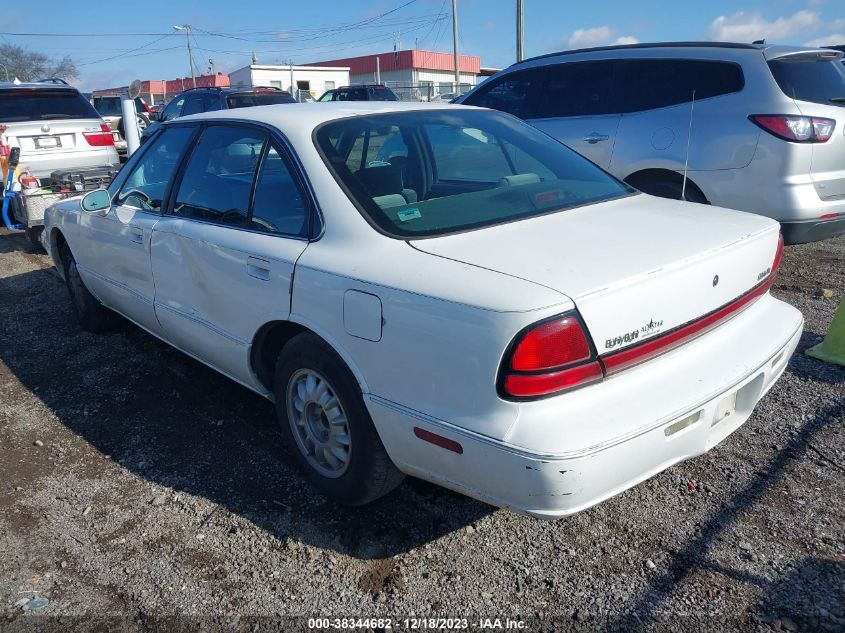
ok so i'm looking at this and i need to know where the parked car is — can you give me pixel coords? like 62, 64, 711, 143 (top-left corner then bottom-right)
141, 86, 296, 142
455, 42, 845, 244
43, 102, 801, 518
317, 85, 398, 102
92, 95, 151, 157
0, 81, 118, 182
430, 92, 460, 103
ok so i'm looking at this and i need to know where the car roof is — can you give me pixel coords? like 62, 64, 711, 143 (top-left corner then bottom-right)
0, 82, 79, 92
514, 41, 843, 67
173, 101, 470, 130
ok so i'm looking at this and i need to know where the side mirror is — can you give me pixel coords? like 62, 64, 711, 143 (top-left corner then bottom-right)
81, 188, 111, 215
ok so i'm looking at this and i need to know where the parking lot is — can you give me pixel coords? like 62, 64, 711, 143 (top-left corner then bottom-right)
0, 228, 842, 630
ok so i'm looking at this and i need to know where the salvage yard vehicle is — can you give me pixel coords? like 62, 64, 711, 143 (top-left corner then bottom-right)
92, 94, 152, 157
43, 102, 802, 518
456, 42, 845, 245
317, 84, 398, 102
1, 80, 119, 242
141, 86, 296, 143
0, 81, 119, 182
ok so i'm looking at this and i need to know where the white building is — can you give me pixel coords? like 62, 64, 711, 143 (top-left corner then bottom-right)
228, 64, 350, 100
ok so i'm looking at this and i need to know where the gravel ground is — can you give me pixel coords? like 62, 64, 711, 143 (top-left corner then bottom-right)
0, 229, 843, 633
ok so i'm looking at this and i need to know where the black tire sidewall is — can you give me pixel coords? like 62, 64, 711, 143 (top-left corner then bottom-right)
274, 334, 396, 505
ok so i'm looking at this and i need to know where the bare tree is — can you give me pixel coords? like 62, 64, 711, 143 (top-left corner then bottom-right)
0, 44, 78, 82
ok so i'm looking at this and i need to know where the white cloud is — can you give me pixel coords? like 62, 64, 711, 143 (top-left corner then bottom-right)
567, 26, 639, 49
804, 34, 845, 47
708, 10, 820, 42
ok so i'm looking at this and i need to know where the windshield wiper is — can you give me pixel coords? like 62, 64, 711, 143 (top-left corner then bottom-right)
830, 97, 845, 103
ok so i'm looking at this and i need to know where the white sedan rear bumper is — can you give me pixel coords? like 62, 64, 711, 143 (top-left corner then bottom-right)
366, 293, 803, 518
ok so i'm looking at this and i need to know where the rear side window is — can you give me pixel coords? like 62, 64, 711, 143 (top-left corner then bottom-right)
226, 92, 296, 108
768, 58, 845, 106
463, 69, 542, 119
0, 89, 101, 122
250, 144, 309, 236
160, 96, 185, 122
619, 59, 744, 113
173, 126, 264, 226
535, 61, 617, 118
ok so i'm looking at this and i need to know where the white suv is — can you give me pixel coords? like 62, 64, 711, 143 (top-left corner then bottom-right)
456, 42, 845, 244
0, 80, 119, 182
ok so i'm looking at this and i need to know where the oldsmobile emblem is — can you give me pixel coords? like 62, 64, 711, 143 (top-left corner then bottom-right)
712, 274, 719, 287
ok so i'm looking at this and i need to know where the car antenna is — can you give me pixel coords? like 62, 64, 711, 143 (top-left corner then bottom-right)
681, 89, 696, 201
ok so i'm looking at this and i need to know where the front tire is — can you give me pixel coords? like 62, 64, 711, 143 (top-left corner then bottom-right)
274, 333, 404, 505
61, 245, 119, 333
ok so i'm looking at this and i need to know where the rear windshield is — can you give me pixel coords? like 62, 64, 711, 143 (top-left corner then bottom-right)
0, 89, 101, 122
315, 110, 633, 238
226, 92, 296, 108
768, 57, 845, 106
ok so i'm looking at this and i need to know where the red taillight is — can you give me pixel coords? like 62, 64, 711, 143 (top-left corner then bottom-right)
750, 115, 835, 143
501, 313, 601, 399
510, 316, 591, 371
83, 124, 115, 147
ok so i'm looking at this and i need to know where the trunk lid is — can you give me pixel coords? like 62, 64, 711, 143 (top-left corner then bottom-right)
411, 195, 781, 355
767, 50, 845, 201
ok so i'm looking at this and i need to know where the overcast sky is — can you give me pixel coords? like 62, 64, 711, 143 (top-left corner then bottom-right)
1, 0, 843, 92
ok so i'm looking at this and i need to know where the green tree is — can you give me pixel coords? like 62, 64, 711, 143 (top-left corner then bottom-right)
0, 44, 78, 82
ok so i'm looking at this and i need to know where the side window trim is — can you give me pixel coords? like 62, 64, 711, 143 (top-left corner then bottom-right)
113, 124, 201, 214
161, 123, 207, 216
162, 121, 320, 240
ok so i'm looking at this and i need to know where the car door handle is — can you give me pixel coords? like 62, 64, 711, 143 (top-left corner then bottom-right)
246, 256, 271, 281
583, 133, 610, 144
130, 227, 144, 244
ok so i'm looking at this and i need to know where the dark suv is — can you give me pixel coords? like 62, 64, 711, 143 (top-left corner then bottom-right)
141, 86, 295, 142
317, 85, 398, 102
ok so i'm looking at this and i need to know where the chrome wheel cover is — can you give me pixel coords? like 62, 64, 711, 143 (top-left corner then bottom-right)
286, 369, 351, 478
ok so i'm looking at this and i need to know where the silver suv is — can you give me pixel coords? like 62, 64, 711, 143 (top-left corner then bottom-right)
0, 80, 119, 182
456, 42, 845, 244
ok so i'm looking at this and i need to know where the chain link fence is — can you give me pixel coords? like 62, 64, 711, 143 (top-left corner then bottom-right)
382, 82, 474, 102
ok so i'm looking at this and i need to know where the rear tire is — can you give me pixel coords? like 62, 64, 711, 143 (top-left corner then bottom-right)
25, 226, 44, 250
273, 332, 404, 505
627, 175, 708, 204
61, 245, 120, 333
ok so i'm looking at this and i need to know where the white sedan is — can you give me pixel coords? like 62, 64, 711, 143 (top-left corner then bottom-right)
43, 102, 803, 518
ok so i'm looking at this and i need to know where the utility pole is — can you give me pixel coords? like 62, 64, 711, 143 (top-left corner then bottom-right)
289, 61, 295, 99
451, 0, 459, 92
173, 25, 196, 88
516, 0, 524, 62
375, 56, 381, 85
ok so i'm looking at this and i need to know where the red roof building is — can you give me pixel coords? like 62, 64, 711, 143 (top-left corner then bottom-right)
310, 49, 482, 96
93, 73, 230, 105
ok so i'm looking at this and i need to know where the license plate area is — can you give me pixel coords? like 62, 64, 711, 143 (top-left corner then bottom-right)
34, 135, 61, 149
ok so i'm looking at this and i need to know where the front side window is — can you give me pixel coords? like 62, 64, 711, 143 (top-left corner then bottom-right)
315, 110, 632, 238
180, 93, 205, 117
173, 126, 264, 226
462, 69, 542, 119
535, 61, 617, 118
160, 96, 185, 122
115, 126, 195, 212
